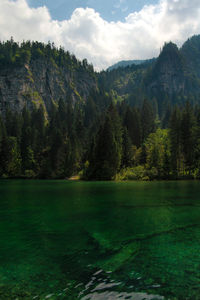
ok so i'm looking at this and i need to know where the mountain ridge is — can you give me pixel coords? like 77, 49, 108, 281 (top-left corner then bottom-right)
107, 59, 154, 71
1, 36, 200, 180
0, 40, 97, 115
1, 35, 200, 117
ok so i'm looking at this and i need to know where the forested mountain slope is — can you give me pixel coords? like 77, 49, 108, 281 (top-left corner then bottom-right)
2, 35, 200, 116
107, 59, 155, 71
1, 36, 200, 180
0, 39, 97, 114
101, 35, 200, 115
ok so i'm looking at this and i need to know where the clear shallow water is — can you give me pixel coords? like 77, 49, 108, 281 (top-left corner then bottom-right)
0, 180, 200, 299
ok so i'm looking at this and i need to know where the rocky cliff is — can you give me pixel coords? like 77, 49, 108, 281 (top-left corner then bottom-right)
100, 35, 200, 110
0, 41, 97, 114
2, 35, 200, 116
146, 42, 186, 96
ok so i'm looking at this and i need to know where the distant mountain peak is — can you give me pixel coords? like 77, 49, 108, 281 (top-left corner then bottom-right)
107, 59, 149, 71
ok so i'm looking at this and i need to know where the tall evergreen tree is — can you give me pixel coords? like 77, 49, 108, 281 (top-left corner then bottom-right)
121, 128, 133, 168
141, 99, 155, 142
180, 102, 195, 173
124, 107, 141, 147
6, 137, 21, 177
169, 106, 182, 176
87, 104, 122, 180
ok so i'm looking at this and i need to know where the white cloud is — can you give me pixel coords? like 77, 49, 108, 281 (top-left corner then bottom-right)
0, 0, 200, 70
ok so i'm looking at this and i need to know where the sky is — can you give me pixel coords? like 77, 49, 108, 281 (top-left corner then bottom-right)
0, 0, 200, 70
27, 0, 158, 22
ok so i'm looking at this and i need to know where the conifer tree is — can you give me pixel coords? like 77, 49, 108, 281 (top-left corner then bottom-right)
121, 128, 133, 168
87, 104, 122, 180
21, 106, 32, 172
6, 137, 21, 177
180, 102, 195, 173
0, 117, 8, 175
169, 106, 182, 176
141, 99, 155, 142
124, 107, 141, 147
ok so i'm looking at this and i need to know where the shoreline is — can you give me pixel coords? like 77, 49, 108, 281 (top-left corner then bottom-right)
0, 176, 198, 182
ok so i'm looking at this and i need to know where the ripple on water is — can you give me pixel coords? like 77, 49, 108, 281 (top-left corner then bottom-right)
81, 291, 164, 300
79, 270, 164, 300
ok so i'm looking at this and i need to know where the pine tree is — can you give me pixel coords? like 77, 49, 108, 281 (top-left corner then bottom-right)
180, 102, 195, 173
145, 129, 170, 178
121, 128, 133, 168
87, 104, 122, 180
0, 117, 8, 175
21, 106, 32, 172
193, 107, 200, 177
124, 107, 141, 147
141, 99, 155, 142
6, 137, 21, 177
169, 106, 182, 176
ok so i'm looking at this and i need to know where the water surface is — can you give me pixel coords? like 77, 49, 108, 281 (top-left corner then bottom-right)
0, 180, 200, 299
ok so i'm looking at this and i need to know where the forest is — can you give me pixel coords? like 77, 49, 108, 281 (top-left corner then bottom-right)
0, 38, 200, 180
0, 99, 200, 181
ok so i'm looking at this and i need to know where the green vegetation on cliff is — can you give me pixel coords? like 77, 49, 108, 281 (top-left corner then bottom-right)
1, 36, 200, 179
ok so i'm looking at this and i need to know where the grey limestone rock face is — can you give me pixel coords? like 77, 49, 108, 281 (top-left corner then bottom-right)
147, 43, 185, 96
0, 58, 97, 114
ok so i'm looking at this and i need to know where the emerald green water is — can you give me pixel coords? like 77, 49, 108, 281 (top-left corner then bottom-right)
0, 180, 200, 299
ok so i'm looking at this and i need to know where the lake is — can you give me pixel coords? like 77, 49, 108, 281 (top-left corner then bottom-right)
0, 180, 200, 299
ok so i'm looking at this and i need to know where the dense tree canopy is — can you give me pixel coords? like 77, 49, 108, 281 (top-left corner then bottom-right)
0, 97, 200, 180
1, 38, 200, 180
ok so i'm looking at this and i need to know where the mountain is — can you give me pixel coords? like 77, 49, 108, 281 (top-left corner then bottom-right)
100, 35, 200, 114
0, 40, 97, 115
181, 35, 200, 77
145, 42, 185, 96
1, 35, 200, 117
1, 36, 200, 180
107, 59, 155, 71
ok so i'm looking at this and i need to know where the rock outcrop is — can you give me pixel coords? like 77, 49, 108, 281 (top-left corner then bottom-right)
0, 56, 97, 114
146, 42, 185, 96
